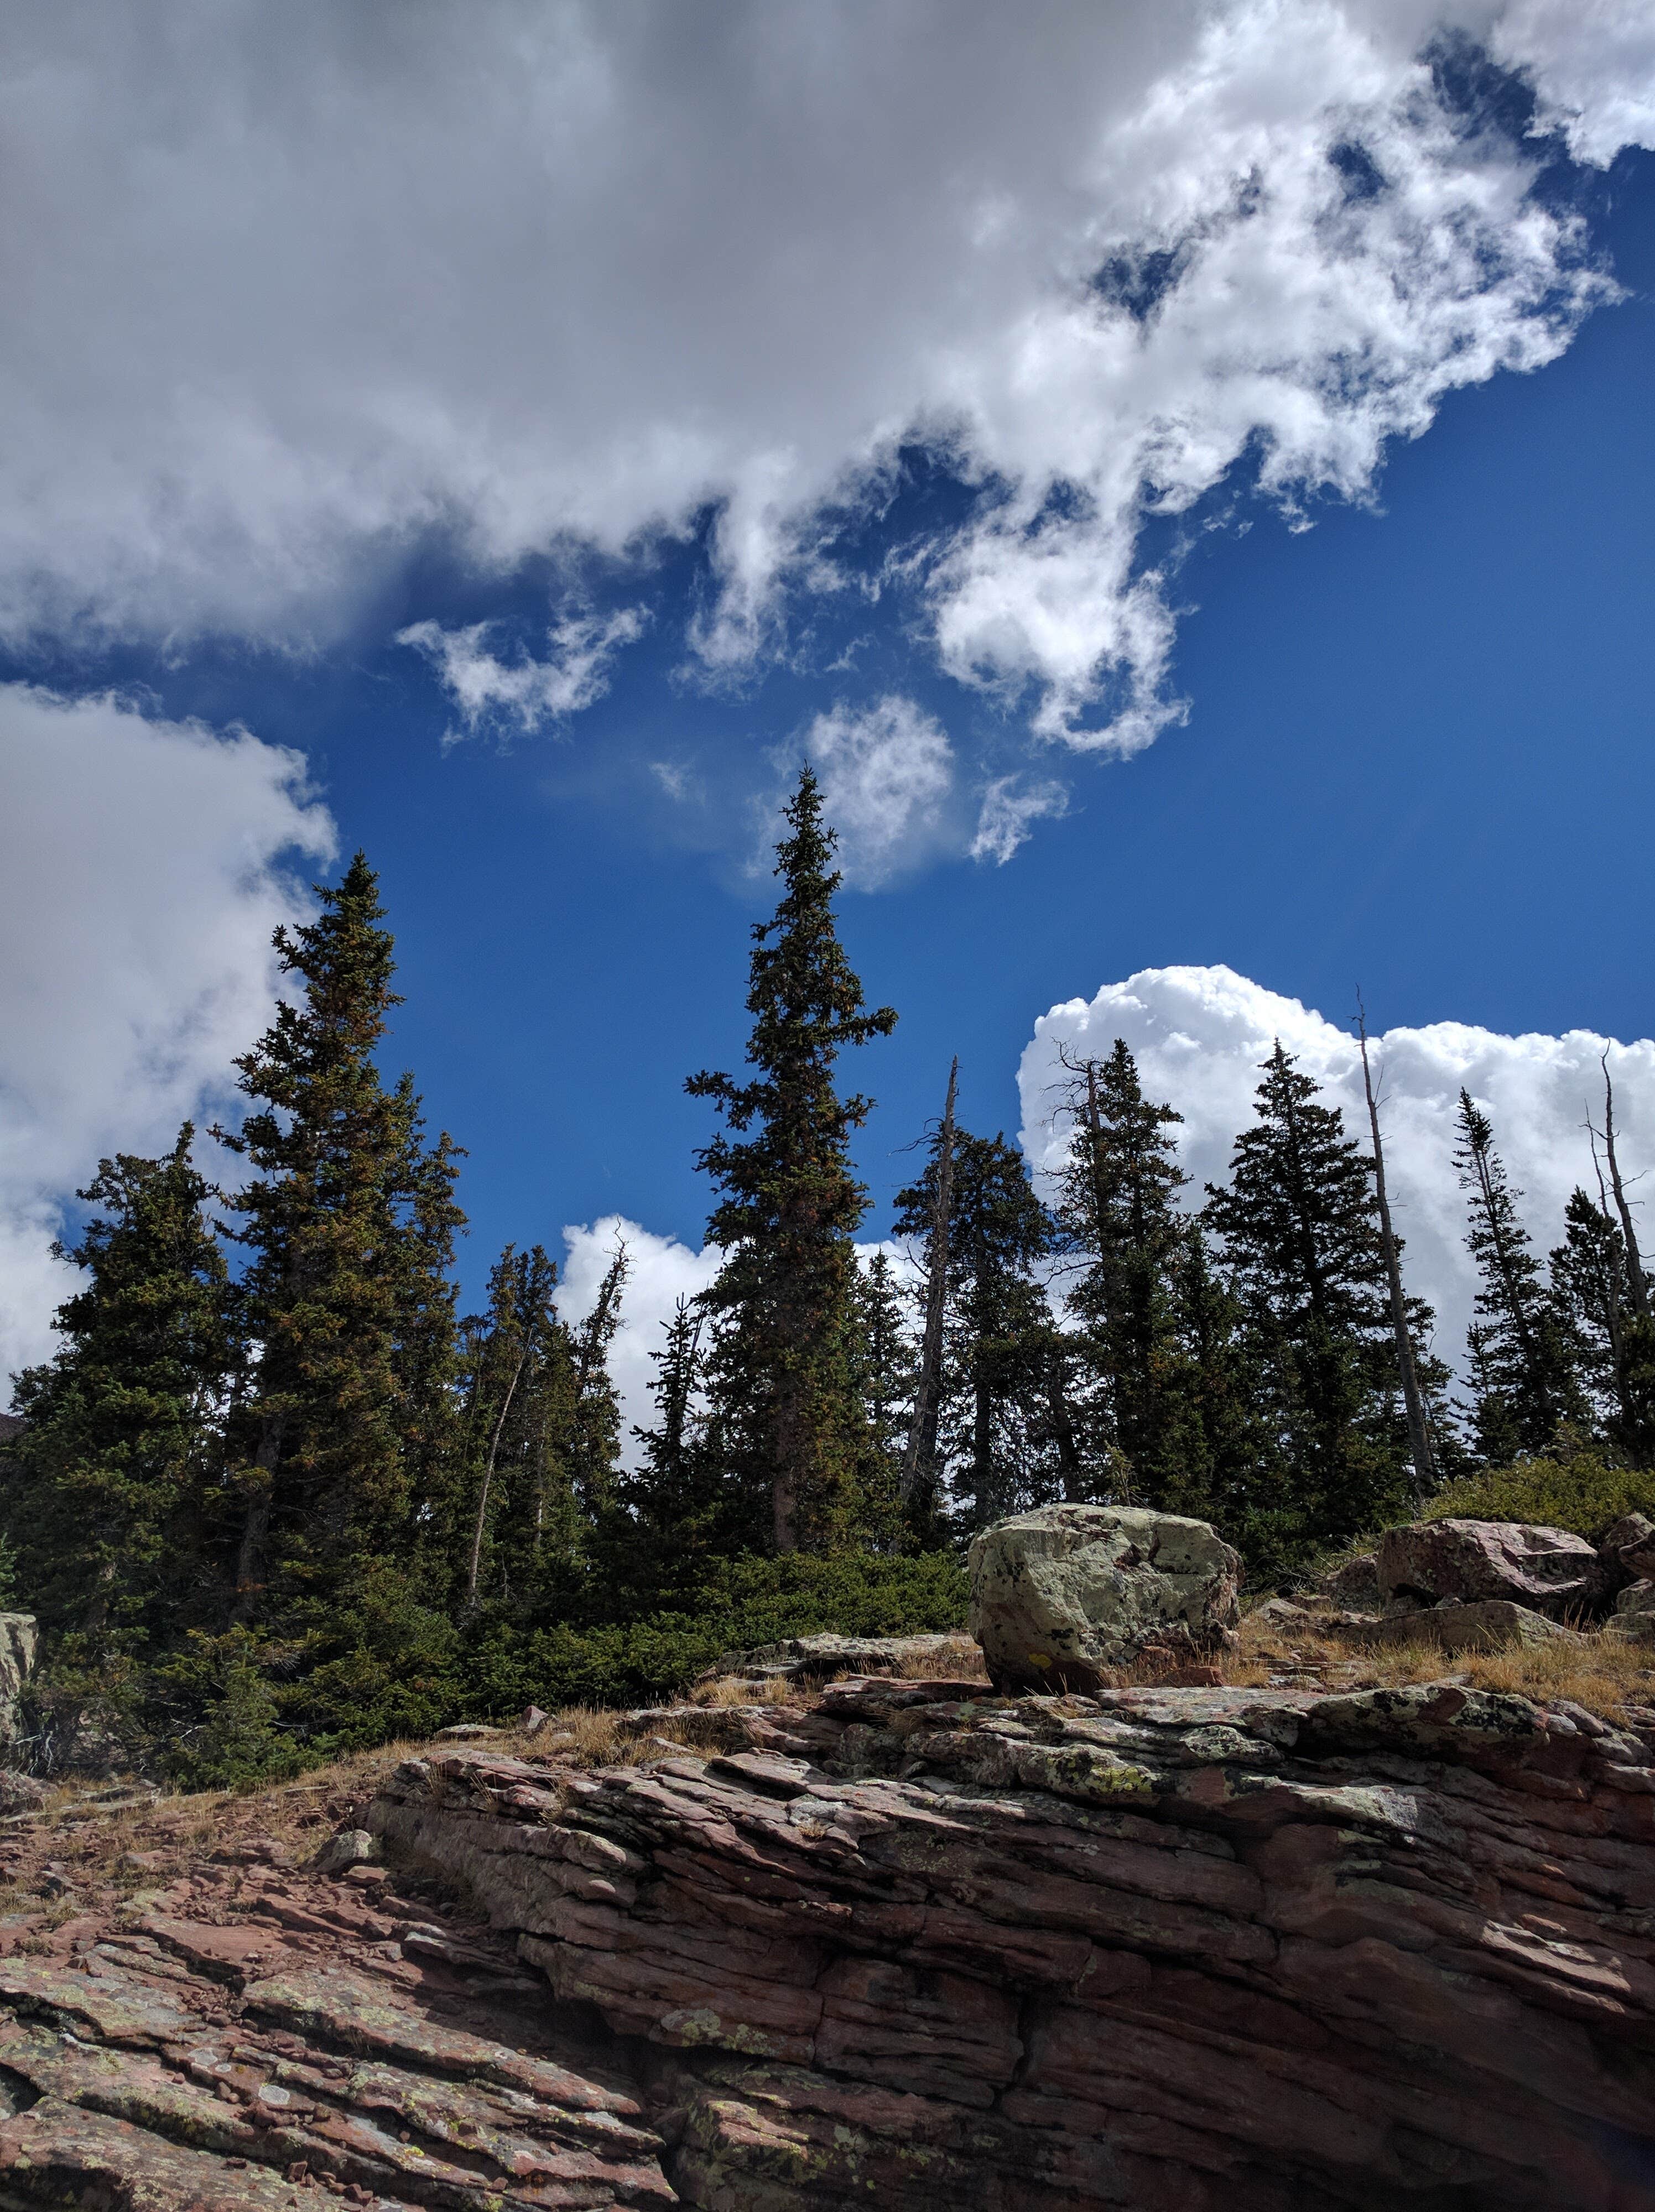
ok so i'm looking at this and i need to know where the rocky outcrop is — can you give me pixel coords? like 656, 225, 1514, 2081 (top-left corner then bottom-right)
969, 1504, 1241, 1690
369, 1672, 1655, 2211
1344, 1597, 1584, 1655
1376, 1519, 1608, 1618
700, 1631, 971, 1686
0, 1612, 37, 1755
0, 1819, 674, 2208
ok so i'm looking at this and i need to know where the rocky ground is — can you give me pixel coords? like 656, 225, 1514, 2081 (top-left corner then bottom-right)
2, 1623, 1654, 2210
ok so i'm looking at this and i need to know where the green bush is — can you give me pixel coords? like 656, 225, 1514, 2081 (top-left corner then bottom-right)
1419, 1446, 1654, 1540
457, 1547, 970, 1719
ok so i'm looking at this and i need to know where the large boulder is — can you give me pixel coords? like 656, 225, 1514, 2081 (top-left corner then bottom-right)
1314, 1551, 1382, 1613
1376, 1519, 1606, 1619
1601, 1510, 1655, 1587
967, 1504, 1240, 1692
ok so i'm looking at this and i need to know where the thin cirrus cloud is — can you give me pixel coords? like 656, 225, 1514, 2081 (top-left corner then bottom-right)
0, 685, 335, 1382
0, 2, 1647, 772
1019, 964, 1655, 1378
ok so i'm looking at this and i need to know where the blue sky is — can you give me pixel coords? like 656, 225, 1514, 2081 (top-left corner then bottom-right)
2, 2, 1653, 1394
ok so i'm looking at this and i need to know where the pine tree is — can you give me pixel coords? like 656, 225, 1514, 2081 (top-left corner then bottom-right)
1548, 1187, 1655, 1462
1454, 1091, 1582, 1460
3, 1127, 236, 1656
611, 1296, 723, 1601
1053, 1040, 1189, 1503
454, 1244, 566, 1618
845, 1250, 915, 1547
1205, 1044, 1419, 1544
215, 854, 464, 1639
688, 769, 897, 1553
894, 1126, 1062, 1528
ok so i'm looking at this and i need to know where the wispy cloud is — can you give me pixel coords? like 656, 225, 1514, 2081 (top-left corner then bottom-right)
805, 696, 955, 886
970, 775, 1069, 865
396, 607, 646, 742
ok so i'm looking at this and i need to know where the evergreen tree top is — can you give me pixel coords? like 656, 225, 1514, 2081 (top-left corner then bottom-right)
1206, 1041, 1387, 1331
688, 768, 896, 1233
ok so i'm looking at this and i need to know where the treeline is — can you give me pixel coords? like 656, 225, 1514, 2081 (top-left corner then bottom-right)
2, 771, 1648, 1778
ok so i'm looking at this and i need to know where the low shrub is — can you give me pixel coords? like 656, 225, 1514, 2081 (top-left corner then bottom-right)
457, 1547, 970, 1719
1419, 1445, 1654, 1540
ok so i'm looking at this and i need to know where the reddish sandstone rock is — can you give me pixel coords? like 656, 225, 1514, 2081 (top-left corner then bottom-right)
369, 1678, 1655, 2212
1376, 1517, 1607, 1617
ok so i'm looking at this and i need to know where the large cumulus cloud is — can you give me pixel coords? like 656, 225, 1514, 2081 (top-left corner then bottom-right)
1020, 964, 1655, 1372
0, 1, 1650, 759
0, 687, 334, 1381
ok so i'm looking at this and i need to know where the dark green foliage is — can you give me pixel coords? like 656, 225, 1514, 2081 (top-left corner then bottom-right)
688, 769, 897, 1553
216, 853, 465, 1627
894, 1126, 1080, 1528
1454, 1091, 1584, 1460
456, 1547, 969, 1718
1053, 1042, 1192, 1504
844, 1251, 914, 1547
1548, 1187, 1655, 1466
3, 1128, 235, 1657
1205, 1044, 1423, 1549
606, 1296, 722, 1605
454, 1244, 576, 1618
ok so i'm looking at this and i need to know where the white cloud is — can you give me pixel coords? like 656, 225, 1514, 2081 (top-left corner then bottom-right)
0, 686, 335, 1383
1496, 0, 1655, 166
397, 607, 646, 742
0, 3, 1646, 758
970, 775, 1070, 865
558, 1217, 720, 1465
806, 697, 955, 886
1019, 964, 1655, 1374
558, 1218, 919, 1463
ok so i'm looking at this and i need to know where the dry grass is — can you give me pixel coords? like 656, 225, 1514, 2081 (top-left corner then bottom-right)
1227, 1606, 1655, 1719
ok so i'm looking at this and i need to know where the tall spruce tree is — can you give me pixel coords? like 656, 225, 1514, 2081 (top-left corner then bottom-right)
3, 1128, 236, 1656
688, 769, 897, 1552
894, 1126, 1066, 1528
216, 854, 464, 1645
1054, 1040, 1189, 1502
1453, 1090, 1582, 1461
1206, 1044, 1420, 1544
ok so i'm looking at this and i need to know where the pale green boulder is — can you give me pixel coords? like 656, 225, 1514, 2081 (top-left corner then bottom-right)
967, 1505, 1241, 1692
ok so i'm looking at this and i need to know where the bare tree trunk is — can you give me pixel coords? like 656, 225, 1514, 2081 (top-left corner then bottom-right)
465, 1344, 527, 1611
1601, 1055, 1649, 1319
1359, 1002, 1435, 1503
902, 1058, 958, 1507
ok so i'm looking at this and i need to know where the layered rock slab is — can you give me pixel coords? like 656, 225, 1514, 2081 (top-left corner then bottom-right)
0, 1847, 672, 2206
372, 1677, 1655, 2212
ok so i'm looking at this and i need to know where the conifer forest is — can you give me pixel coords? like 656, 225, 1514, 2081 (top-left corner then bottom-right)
5, 769, 1652, 1785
